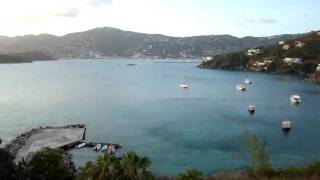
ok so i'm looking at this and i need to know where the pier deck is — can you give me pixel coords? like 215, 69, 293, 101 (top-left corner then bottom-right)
15, 126, 85, 162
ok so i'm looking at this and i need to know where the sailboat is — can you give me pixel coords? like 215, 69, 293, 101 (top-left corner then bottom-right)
180, 76, 189, 88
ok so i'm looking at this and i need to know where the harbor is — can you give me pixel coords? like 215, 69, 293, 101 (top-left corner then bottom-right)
3, 124, 121, 163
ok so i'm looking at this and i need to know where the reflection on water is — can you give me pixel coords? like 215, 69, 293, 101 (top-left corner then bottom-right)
0, 59, 319, 175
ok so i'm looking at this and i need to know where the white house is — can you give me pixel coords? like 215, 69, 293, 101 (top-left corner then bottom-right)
247, 49, 261, 56
282, 44, 290, 50
294, 41, 305, 48
283, 58, 302, 64
203, 56, 214, 61
317, 64, 320, 72
278, 41, 285, 45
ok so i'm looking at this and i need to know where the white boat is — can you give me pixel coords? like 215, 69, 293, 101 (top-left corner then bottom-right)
236, 84, 246, 91
248, 105, 256, 113
101, 144, 108, 152
76, 142, 86, 148
108, 145, 116, 154
93, 143, 102, 151
290, 95, 301, 104
180, 83, 188, 88
245, 79, 252, 84
282, 120, 292, 131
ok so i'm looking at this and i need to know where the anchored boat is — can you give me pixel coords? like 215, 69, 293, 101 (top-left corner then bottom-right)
248, 105, 256, 114
236, 84, 246, 91
282, 120, 292, 131
290, 95, 301, 104
245, 79, 252, 84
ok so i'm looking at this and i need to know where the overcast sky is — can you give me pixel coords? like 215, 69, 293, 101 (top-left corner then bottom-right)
0, 0, 319, 37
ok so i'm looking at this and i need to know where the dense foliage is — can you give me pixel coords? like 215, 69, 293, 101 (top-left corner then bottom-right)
17, 148, 75, 180
77, 151, 154, 180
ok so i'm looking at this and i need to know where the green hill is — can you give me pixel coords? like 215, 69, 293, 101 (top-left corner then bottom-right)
199, 31, 320, 79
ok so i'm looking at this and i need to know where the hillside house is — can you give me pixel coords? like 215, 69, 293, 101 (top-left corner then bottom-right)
278, 41, 285, 45
317, 64, 320, 72
282, 44, 290, 50
203, 56, 214, 62
247, 49, 261, 56
283, 57, 302, 64
294, 41, 305, 48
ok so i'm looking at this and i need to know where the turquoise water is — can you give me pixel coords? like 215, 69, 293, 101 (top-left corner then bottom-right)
0, 59, 320, 175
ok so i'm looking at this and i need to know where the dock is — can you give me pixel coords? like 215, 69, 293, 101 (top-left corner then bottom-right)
4, 124, 121, 163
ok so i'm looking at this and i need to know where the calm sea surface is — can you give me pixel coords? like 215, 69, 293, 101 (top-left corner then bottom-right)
0, 59, 320, 175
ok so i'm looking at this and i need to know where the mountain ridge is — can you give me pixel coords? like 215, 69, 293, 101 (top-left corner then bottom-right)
0, 27, 301, 59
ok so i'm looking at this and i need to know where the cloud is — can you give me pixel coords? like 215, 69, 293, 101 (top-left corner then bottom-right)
53, 8, 80, 17
244, 18, 277, 24
259, 18, 277, 24
304, 14, 310, 18
87, 0, 113, 6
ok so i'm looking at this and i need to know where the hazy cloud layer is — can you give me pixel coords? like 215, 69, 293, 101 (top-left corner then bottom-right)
245, 18, 277, 24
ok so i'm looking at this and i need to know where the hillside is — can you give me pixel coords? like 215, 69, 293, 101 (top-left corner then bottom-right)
0, 51, 55, 64
0, 27, 298, 59
199, 31, 320, 81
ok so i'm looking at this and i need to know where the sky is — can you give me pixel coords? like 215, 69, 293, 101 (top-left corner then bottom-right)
0, 0, 319, 37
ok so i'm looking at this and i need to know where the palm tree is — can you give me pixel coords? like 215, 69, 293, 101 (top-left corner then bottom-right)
120, 151, 154, 180
176, 168, 203, 180
93, 153, 121, 180
77, 161, 95, 180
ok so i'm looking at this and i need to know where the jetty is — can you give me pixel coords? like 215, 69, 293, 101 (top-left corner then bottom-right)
4, 124, 121, 163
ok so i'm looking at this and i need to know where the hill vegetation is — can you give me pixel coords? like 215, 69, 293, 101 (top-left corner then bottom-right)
0, 51, 55, 64
199, 31, 320, 82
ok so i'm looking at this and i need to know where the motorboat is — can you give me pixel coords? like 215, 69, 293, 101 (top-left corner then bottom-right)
248, 105, 256, 114
101, 144, 108, 152
76, 142, 86, 148
93, 143, 102, 151
290, 95, 301, 104
236, 84, 246, 91
245, 79, 252, 84
281, 120, 291, 131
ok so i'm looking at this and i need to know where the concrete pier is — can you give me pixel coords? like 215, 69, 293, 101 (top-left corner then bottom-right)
13, 125, 86, 163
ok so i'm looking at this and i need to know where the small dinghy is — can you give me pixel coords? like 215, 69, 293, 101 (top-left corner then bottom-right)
245, 79, 252, 85
76, 142, 86, 148
236, 84, 246, 91
282, 120, 292, 131
108, 145, 116, 154
93, 143, 102, 151
248, 105, 256, 114
290, 95, 301, 104
101, 144, 108, 152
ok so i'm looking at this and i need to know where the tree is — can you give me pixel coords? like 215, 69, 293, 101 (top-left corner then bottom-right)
0, 148, 17, 180
77, 151, 154, 180
244, 131, 271, 176
120, 151, 154, 180
93, 153, 123, 180
18, 148, 75, 180
176, 168, 203, 180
